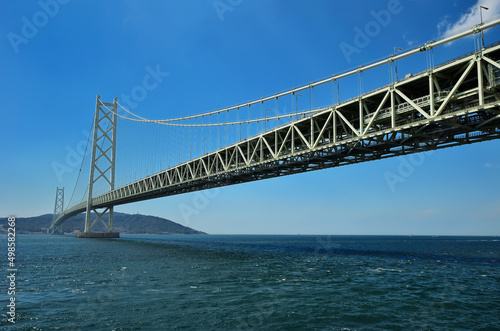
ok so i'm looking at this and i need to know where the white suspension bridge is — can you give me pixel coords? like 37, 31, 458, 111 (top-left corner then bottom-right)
51, 19, 500, 236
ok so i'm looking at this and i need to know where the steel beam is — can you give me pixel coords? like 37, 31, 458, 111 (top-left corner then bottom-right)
52, 42, 500, 229
84, 96, 118, 233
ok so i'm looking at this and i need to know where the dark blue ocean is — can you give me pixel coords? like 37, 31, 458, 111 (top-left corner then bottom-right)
1, 234, 499, 330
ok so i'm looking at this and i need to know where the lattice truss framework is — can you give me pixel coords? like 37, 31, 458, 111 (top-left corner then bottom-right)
52, 42, 500, 228
92, 45, 500, 208
84, 96, 118, 233
51, 187, 64, 233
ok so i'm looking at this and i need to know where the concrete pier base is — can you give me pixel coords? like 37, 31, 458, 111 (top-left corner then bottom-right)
76, 232, 120, 238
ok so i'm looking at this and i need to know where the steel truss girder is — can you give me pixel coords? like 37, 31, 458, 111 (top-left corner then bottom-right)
53, 43, 500, 226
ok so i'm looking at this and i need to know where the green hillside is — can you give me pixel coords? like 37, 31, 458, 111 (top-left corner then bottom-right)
0, 212, 206, 235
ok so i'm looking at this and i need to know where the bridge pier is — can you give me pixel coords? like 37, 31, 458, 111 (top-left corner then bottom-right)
76, 232, 120, 238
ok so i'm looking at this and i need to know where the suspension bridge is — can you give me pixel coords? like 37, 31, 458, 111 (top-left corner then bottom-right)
50, 20, 500, 236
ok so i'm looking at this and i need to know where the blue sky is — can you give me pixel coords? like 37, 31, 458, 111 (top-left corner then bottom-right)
1, 0, 500, 235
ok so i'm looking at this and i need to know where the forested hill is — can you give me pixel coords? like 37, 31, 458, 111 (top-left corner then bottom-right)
0, 212, 206, 234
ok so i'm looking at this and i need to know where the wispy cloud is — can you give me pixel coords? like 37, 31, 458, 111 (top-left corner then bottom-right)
437, 0, 500, 39
484, 162, 500, 169
402, 32, 417, 47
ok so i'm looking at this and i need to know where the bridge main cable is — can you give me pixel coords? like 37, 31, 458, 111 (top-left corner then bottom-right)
106, 101, 322, 127
112, 17, 500, 124
51, 17, 500, 231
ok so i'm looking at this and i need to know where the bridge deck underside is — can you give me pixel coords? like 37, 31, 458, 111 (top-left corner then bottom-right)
54, 44, 500, 227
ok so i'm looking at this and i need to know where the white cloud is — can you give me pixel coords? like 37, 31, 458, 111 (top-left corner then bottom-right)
402, 32, 417, 47
437, 0, 500, 39
484, 162, 500, 169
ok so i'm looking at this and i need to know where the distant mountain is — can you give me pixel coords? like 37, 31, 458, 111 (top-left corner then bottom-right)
0, 212, 206, 235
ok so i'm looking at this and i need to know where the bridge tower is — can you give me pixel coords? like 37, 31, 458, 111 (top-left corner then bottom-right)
51, 187, 64, 233
80, 95, 119, 238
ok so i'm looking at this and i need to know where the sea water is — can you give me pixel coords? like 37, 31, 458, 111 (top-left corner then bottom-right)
1, 234, 499, 330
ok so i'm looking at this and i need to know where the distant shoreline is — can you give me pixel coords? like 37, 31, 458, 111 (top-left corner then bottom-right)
0, 212, 206, 235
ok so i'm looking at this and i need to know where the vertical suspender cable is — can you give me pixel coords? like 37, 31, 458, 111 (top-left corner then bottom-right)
275, 97, 279, 126
337, 80, 340, 103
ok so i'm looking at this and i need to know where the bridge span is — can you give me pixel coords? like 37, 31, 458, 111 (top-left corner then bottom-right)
51, 21, 500, 233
